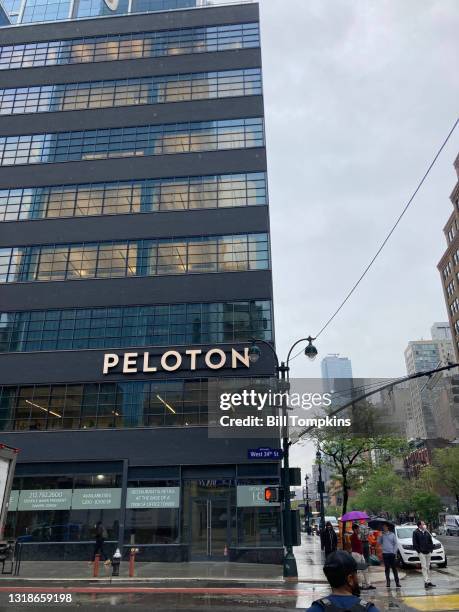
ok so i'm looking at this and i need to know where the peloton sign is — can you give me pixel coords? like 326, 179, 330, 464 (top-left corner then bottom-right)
102, 347, 251, 375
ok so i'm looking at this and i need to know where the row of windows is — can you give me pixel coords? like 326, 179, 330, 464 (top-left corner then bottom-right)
447, 218, 459, 243
443, 261, 452, 279
0, 118, 264, 166
450, 298, 459, 316
0, 22, 259, 70
0, 68, 262, 116
0, 300, 272, 353
0, 233, 269, 283
0, 378, 275, 431
447, 280, 456, 298
6, 0, 197, 25
0, 172, 267, 222
453, 250, 459, 266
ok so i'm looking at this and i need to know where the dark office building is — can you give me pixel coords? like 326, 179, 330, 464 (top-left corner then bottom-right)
0, 1, 282, 563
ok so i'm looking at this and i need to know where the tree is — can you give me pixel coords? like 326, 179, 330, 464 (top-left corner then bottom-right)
351, 465, 410, 517
309, 400, 408, 516
432, 447, 459, 512
409, 490, 443, 525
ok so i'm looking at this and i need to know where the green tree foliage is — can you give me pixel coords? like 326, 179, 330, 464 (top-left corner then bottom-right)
432, 447, 459, 502
351, 466, 410, 516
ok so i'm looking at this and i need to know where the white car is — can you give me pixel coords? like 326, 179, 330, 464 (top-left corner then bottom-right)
395, 524, 447, 568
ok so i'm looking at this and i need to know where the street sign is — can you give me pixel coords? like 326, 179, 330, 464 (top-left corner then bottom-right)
247, 447, 283, 460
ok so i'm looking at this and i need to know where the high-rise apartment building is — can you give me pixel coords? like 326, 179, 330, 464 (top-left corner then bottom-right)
0, 1, 282, 563
438, 153, 459, 361
404, 325, 455, 440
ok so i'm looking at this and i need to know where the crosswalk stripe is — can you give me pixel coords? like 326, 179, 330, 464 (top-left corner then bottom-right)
402, 594, 459, 611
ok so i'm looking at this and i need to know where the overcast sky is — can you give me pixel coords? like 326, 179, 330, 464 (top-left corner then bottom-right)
253, 0, 459, 472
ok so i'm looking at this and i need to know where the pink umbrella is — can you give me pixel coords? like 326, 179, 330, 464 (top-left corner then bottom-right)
340, 511, 369, 522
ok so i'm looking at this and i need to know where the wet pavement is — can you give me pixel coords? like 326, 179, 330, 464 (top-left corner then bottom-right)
0, 535, 457, 611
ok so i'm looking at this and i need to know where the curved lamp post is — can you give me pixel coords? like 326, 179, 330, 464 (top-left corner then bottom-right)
247, 335, 318, 579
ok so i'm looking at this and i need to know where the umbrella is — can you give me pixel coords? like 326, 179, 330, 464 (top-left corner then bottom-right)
340, 511, 369, 522
368, 517, 395, 530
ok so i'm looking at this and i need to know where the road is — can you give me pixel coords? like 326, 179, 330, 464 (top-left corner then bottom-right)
438, 534, 459, 561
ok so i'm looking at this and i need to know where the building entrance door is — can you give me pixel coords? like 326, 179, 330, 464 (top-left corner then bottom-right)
183, 480, 233, 561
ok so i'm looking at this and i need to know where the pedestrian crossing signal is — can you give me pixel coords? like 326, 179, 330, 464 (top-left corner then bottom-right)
264, 486, 280, 502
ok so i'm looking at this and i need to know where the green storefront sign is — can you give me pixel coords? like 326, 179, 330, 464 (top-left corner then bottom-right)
126, 487, 180, 509
18, 489, 72, 511
71, 488, 121, 510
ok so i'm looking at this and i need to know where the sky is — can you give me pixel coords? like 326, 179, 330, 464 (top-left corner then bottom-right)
254, 0, 459, 472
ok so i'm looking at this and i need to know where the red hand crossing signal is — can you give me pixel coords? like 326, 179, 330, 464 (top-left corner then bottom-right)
264, 486, 280, 503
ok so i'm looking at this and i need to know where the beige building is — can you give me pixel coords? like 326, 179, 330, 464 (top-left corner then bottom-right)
438, 153, 459, 361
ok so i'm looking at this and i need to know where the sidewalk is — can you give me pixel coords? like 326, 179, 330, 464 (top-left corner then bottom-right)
1, 534, 400, 584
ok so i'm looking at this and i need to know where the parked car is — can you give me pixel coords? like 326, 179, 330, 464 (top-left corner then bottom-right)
445, 515, 459, 536
395, 523, 447, 568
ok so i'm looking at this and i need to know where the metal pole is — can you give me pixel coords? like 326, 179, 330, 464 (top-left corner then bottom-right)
317, 451, 325, 531
305, 475, 311, 534
280, 361, 297, 580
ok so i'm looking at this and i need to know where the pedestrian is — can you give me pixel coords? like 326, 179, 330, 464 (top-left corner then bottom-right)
91, 521, 110, 565
378, 523, 401, 588
359, 522, 371, 563
412, 520, 436, 589
307, 550, 380, 611
323, 521, 338, 556
350, 524, 375, 591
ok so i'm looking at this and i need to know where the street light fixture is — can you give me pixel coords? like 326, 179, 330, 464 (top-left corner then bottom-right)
248, 335, 318, 580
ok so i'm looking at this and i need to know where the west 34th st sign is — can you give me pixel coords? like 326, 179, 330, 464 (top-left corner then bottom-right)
102, 347, 251, 375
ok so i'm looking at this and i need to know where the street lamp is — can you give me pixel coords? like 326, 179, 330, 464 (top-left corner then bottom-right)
316, 449, 326, 532
248, 335, 318, 580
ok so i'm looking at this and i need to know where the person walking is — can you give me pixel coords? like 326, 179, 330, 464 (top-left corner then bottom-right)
378, 523, 401, 588
412, 520, 435, 589
351, 524, 375, 591
91, 521, 110, 565
323, 521, 338, 556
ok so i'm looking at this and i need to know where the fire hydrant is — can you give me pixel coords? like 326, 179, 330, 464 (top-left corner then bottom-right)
111, 548, 122, 577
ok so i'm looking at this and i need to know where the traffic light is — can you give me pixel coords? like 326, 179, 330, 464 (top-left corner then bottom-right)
264, 486, 280, 503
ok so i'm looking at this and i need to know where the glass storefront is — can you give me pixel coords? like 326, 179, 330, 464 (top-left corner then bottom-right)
5, 469, 282, 560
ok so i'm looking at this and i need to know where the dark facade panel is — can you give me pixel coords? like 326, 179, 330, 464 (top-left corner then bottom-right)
0, 206, 269, 248
0, 343, 276, 385
0, 96, 263, 137
0, 270, 273, 311
0, 427, 276, 466
0, 148, 267, 189
0, 5, 259, 45
0, 49, 261, 89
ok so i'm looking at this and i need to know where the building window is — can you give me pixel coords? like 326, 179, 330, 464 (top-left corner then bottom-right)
0, 173, 267, 222
0, 22, 260, 70
0, 233, 269, 283
5, 472, 122, 542
447, 280, 455, 297
448, 226, 455, 243
454, 250, 459, 266
450, 298, 459, 315
443, 261, 452, 278
0, 118, 264, 167
0, 69, 262, 116
0, 299, 273, 352
0, 378, 271, 432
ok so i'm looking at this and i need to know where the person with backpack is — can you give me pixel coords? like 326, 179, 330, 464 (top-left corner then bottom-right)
412, 520, 435, 589
307, 550, 380, 612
